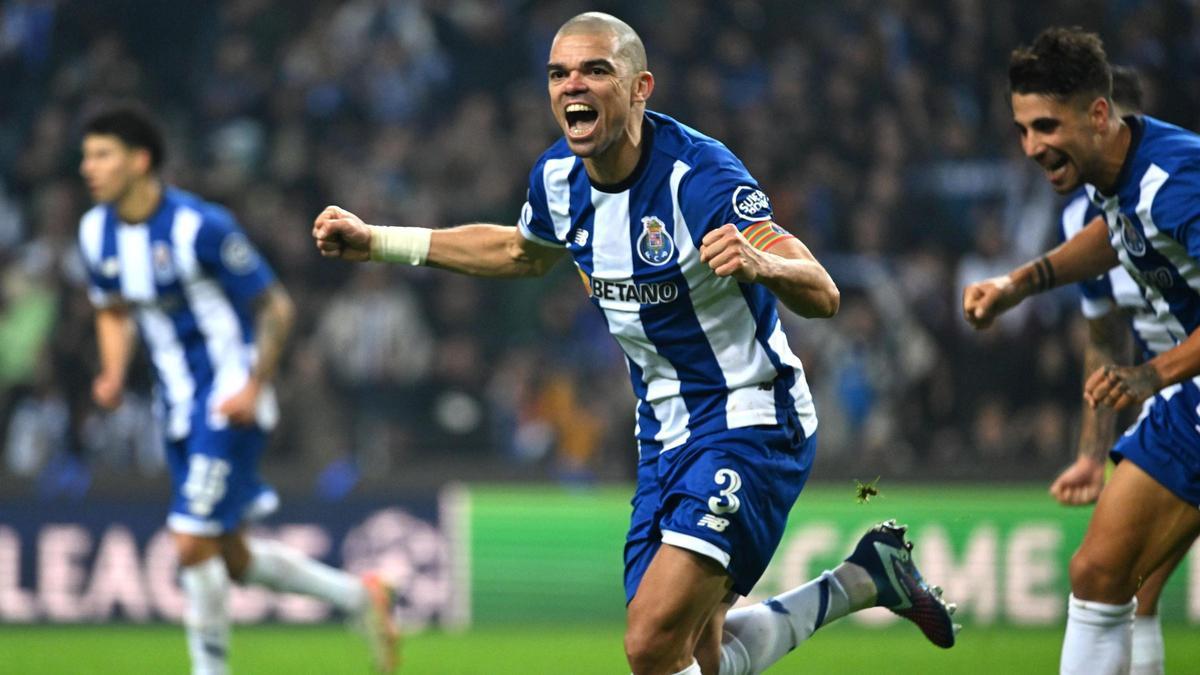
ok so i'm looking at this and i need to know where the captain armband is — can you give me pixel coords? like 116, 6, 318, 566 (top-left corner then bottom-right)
367, 225, 432, 265
741, 221, 795, 253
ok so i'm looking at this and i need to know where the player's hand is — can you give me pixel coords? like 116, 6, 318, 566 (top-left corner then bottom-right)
92, 371, 124, 410
217, 379, 261, 426
962, 275, 1023, 329
1084, 363, 1161, 411
1049, 456, 1105, 505
313, 205, 371, 262
700, 223, 765, 282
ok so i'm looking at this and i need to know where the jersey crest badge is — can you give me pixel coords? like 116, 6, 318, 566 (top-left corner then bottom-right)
637, 216, 674, 266
101, 257, 120, 278
153, 241, 176, 283
1119, 214, 1147, 257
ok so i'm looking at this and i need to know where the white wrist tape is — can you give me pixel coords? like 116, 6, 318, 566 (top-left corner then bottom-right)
368, 225, 432, 265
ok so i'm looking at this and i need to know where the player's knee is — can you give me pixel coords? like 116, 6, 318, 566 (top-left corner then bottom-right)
1069, 549, 1136, 602
624, 618, 690, 674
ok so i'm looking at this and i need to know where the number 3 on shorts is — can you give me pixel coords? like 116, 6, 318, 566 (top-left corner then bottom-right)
182, 455, 231, 517
708, 468, 742, 514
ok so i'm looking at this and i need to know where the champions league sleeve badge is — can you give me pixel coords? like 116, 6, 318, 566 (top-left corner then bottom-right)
637, 215, 675, 266
220, 233, 261, 275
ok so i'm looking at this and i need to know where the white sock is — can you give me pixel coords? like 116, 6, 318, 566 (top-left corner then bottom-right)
670, 659, 701, 675
1061, 594, 1136, 675
180, 557, 230, 675
243, 537, 367, 614
719, 569, 853, 675
1131, 614, 1164, 675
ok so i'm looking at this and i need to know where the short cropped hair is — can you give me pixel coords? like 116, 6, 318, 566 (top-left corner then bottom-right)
1009, 27, 1111, 104
1109, 65, 1143, 112
82, 105, 166, 170
556, 12, 647, 74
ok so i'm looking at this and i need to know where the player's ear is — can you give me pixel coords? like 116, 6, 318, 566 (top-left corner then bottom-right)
1088, 96, 1111, 132
131, 147, 153, 177
632, 70, 654, 104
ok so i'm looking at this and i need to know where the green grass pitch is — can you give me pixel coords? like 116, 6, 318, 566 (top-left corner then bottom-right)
5, 622, 1199, 674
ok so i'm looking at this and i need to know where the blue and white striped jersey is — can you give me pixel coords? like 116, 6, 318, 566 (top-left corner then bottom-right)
1059, 189, 1174, 359
518, 111, 818, 459
1088, 116, 1200, 359
78, 186, 278, 440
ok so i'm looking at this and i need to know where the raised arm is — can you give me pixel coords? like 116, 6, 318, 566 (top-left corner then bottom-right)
698, 223, 839, 318
963, 215, 1118, 329
93, 305, 137, 409
312, 206, 563, 278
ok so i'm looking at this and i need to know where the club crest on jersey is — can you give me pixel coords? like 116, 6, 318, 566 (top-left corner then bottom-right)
637, 215, 674, 266
732, 186, 772, 222
153, 241, 176, 283
100, 257, 120, 278
1119, 214, 1147, 256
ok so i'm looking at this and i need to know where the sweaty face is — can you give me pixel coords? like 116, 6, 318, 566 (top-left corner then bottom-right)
80, 135, 141, 204
1011, 93, 1097, 194
547, 32, 634, 159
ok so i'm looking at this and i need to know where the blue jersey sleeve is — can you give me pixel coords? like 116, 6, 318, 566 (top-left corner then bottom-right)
677, 146, 784, 248
1155, 163, 1200, 262
193, 207, 276, 305
517, 160, 565, 248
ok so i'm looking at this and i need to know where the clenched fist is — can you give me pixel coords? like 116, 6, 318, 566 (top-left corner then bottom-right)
1084, 363, 1161, 411
313, 205, 371, 262
700, 223, 765, 282
962, 275, 1023, 329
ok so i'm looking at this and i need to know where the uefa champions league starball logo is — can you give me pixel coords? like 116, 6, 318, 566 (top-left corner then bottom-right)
637, 216, 674, 266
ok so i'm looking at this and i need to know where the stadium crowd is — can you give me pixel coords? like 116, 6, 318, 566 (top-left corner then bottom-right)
3, 0, 1199, 492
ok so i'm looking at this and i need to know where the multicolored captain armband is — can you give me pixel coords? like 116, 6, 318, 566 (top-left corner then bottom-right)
741, 221, 795, 252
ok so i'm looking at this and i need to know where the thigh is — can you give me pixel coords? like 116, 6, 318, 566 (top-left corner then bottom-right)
694, 597, 735, 675
1080, 459, 1200, 588
173, 531, 222, 567
626, 543, 733, 651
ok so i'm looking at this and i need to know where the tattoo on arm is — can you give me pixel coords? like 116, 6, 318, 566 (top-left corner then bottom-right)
252, 287, 294, 383
1123, 363, 1163, 397
1031, 256, 1056, 293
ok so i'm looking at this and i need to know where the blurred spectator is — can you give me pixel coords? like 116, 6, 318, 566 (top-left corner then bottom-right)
4, 0, 1199, 486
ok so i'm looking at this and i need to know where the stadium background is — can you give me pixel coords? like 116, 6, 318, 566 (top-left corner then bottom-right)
2, 0, 1200, 673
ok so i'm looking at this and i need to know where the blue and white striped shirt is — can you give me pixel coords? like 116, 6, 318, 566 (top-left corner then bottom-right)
1088, 115, 1200, 398
1060, 189, 1174, 359
518, 111, 818, 459
78, 186, 278, 440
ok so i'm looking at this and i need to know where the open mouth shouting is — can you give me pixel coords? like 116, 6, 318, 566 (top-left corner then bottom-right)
564, 102, 600, 140
1039, 148, 1073, 188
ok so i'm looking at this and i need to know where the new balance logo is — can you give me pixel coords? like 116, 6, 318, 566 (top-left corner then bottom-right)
572, 229, 589, 246
698, 514, 730, 532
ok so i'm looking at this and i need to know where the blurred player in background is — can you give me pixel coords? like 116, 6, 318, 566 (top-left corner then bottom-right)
78, 106, 397, 675
315, 12, 956, 675
964, 27, 1200, 674
1050, 65, 1190, 675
